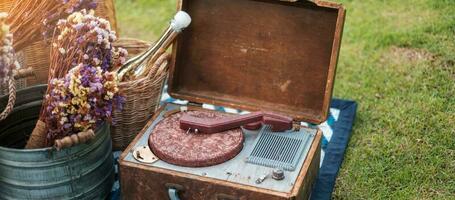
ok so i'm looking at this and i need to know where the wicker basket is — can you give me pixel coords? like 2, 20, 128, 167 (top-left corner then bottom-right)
0, 0, 117, 93
0, 1, 167, 150
111, 39, 170, 151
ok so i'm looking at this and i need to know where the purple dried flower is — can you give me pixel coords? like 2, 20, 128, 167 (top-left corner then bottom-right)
53, 10, 127, 73
45, 63, 124, 142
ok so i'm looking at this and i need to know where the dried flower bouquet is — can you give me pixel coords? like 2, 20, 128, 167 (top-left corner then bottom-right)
26, 10, 127, 149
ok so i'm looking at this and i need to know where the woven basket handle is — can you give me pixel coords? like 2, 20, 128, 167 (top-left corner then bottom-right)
0, 68, 35, 122
0, 77, 16, 121
146, 52, 171, 79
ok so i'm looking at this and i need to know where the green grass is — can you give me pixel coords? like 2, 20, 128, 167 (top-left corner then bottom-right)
115, 0, 455, 199
115, 0, 177, 41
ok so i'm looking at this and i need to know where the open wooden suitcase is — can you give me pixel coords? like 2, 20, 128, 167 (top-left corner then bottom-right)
119, 0, 345, 199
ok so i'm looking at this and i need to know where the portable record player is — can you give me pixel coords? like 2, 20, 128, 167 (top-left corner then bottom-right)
119, 0, 345, 199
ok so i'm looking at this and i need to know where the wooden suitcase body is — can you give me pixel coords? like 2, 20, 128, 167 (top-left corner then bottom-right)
120, 0, 345, 199
120, 104, 322, 200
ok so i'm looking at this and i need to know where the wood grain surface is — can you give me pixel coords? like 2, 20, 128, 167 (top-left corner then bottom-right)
169, 0, 345, 124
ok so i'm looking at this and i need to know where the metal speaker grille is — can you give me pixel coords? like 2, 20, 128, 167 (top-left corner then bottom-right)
246, 126, 313, 171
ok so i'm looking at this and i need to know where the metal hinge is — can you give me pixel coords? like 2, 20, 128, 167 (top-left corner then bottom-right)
279, 0, 316, 2
216, 193, 239, 200
187, 101, 203, 107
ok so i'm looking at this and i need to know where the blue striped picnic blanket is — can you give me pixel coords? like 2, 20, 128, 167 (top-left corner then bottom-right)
110, 87, 357, 200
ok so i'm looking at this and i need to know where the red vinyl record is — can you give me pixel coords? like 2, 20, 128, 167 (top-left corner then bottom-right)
149, 110, 244, 167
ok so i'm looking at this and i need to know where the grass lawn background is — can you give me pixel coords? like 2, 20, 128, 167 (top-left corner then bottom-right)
115, 0, 455, 199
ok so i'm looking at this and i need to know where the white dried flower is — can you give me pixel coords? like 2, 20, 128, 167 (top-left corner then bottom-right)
59, 48, 66, 55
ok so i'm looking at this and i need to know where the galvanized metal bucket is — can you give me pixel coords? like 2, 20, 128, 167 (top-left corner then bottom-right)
0, 85, 115, 200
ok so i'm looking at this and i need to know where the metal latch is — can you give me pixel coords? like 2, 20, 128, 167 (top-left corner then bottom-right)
166, 183, 185, 200
168, 188, 180, 200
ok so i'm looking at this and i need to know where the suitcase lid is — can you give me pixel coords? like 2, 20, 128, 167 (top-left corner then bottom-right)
168, 0, 345, 124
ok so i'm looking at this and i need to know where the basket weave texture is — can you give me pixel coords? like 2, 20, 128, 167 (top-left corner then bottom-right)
112, 38, 170, 150
0, 0, 117, 94
0, 1, 168, 150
